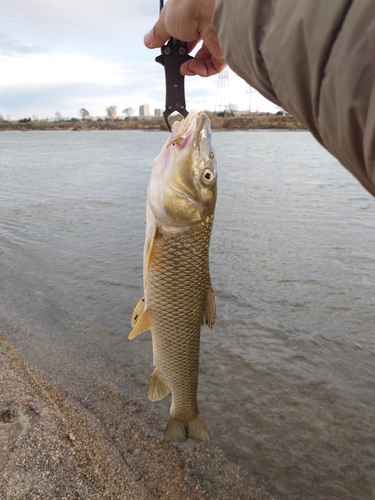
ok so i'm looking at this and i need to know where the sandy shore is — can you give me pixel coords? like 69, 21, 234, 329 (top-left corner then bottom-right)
0, 331, 276, 499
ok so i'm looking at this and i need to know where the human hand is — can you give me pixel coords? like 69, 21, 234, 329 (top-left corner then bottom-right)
144, 0, 226, 77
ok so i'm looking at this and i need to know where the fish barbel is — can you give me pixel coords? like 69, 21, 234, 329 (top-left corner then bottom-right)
128, 110, 217, 442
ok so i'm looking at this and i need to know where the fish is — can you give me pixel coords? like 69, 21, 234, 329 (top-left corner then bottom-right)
128, 110, 217, 442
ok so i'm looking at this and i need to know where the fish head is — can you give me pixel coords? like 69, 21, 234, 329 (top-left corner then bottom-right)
148, 111, 217, 228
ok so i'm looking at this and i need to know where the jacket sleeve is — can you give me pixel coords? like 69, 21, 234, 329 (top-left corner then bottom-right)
213, 0, 375, 197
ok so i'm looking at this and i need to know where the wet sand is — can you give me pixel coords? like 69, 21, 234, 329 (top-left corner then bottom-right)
0, 331, 276, 500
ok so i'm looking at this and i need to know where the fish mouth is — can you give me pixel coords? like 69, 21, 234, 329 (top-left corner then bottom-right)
168, 111, 208, 151
177, 110, 199, 135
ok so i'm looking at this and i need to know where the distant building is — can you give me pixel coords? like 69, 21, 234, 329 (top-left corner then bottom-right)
154, 109, 162, 117
139, 104, 150, 117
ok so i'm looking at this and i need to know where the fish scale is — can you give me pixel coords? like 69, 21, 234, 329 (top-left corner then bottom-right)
147, 216, 213, 423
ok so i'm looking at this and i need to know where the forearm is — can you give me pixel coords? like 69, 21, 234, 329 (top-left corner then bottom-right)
213, 0, 375, 196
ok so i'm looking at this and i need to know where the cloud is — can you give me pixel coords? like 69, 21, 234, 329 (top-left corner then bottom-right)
1, 0, 154, 33
0, 53, 129, 87
0, 2, 277, 118
0, 33, 49, 55
0, 82, 137, 119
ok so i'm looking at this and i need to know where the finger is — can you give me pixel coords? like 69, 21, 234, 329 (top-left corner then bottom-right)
181, 58, 227, 77
181, 42, 226, 76
197, 33, 226, 66
144, 18, 170, 49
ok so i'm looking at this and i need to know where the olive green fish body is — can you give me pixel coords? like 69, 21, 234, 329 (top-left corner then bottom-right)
147, 216, 214, 438
129, 111, 217, 442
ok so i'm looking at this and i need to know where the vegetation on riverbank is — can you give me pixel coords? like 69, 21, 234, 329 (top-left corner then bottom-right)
0, 112, 305, 132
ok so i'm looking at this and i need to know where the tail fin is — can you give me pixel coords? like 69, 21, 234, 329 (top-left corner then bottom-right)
164, 415, 211, 442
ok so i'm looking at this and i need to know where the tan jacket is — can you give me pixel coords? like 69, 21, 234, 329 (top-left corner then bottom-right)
214, 0, 375, 197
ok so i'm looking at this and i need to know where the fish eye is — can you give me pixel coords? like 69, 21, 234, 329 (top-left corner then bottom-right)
201, 168, 216, 185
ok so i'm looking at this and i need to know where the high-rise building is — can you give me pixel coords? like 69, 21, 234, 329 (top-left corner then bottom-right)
139, 104, 150, 116
154, 109, 162, 117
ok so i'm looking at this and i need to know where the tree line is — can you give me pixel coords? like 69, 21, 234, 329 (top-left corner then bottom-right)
0, 107, 136, 122
78, 107, 135, 121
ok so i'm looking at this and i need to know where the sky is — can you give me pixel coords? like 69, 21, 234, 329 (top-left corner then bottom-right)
0, 0, 279, 120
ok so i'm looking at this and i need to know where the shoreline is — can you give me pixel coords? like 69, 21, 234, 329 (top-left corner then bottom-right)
0, 114, 305, 132
0, 331, 276, 499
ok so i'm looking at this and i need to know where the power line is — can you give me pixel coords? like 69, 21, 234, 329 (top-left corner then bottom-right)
0, 12, 146, 33
243, 83, 258, 114
0, 24, 144, 40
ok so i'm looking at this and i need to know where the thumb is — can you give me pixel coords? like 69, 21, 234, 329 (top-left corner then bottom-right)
144, 19, 170, 49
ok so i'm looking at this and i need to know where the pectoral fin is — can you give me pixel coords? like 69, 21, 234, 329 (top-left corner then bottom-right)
131, 297, 145, 327
147, 368, 171, 401
128, 308, 151, 339
203, 284, 216, 329
144, 226, 158, 286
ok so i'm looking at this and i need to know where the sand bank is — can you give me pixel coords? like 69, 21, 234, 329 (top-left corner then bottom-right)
0, 332, 276, 499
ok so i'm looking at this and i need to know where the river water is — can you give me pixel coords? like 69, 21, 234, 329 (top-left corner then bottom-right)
1, 129, 375, 499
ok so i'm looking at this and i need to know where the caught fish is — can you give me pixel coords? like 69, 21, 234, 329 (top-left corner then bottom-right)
128, 110, 217, 442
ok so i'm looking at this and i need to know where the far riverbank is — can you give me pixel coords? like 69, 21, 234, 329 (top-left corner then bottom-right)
0, 113, 305, 132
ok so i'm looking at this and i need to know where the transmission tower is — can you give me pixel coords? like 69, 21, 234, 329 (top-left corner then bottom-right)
215, 68, 230, 114
243, 83, 258, 114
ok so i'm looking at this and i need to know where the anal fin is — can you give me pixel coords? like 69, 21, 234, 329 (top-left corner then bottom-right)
147, 368, 171, 401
